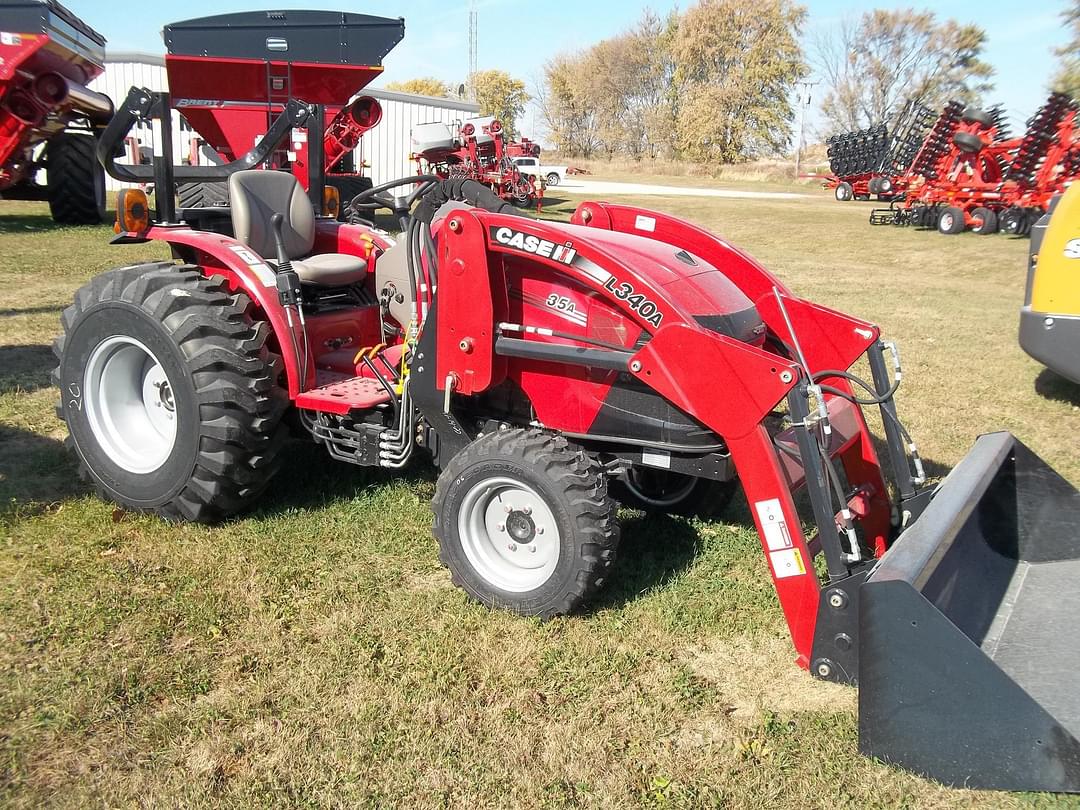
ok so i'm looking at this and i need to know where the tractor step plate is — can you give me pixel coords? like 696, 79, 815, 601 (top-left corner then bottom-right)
295, 371, 391, 415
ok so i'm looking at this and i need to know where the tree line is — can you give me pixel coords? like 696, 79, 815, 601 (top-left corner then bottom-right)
386, 1, 1078, 163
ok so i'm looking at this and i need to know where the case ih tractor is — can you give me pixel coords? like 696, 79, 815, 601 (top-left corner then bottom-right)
163, 10, 405, 216
0, 0, 114, 224
48, 9, 1079, 794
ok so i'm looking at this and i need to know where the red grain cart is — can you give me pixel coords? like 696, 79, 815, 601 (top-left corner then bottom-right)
0, 0, 114, 223
161, 10, 404, 217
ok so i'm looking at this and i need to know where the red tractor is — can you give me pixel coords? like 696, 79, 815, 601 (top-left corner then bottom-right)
0, 0, 114, 224
54, 69, 1080, 794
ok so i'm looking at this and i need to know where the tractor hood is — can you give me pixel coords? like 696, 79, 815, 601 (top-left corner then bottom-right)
547, 222, 766, 344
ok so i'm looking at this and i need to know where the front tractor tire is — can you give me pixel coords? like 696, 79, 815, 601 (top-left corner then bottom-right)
432, 429, 619, 618
47, 132, 106, 225
53, 262, 288, 523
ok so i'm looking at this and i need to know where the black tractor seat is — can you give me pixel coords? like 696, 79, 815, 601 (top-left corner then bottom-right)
228, 170, 367, 287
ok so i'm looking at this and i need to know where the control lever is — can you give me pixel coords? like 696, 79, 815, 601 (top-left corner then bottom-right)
271, 213, 301, 309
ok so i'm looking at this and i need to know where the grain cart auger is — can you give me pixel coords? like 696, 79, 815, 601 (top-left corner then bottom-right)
56, 84, 1080, 790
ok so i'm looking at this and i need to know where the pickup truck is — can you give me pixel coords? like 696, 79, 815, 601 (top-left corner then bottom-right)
510, 156, 567, 187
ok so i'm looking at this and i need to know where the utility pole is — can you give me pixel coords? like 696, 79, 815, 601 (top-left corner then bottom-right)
794, 80, 818, 180
468, 0, 478, 100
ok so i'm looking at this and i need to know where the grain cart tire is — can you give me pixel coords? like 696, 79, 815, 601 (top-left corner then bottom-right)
961, 107, 995, 128
953, 131, 985, 154
938, 206, 966, 235
971, 206, 998, 235
611, 467, 737, 518
53, 262, 288, 524
47, 132, 106, 225
326, 175, 374, 220
177, 181, 230, 209
432, 428, 619, 618
545, 172, 561, 187
835, 182, 854, 201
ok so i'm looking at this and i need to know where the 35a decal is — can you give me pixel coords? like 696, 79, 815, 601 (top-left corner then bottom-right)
545, 294, 578, 314
602, 277, 664, 326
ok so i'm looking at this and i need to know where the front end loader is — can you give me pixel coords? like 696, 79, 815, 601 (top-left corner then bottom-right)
53, 74, 1080, 793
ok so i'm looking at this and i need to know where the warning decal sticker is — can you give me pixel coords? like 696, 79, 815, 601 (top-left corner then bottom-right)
754, 498, 793, 551
769, 548, 806, 579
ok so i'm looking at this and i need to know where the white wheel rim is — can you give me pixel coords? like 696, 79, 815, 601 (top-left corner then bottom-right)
83, 335, 178, 474
941, 213, 954, 231
625, 467, 697, 508
458, 476, 560, 593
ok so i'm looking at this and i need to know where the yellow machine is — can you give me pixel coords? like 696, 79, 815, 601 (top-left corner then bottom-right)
1020, 183, 1080, 383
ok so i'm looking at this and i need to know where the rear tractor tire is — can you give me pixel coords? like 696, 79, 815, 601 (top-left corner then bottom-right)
53, 262, 288, 523
47, 132, 106, 225
834, 182, 854, 202
970, 206, 998, 235
611, 467, 737, 518
937, 205, 966, 235
177, 181, 230, 209
432, 429, 619, 618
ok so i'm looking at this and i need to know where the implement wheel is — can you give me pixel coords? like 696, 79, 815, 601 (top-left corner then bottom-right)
961, 107, 995, 128
937, 206, 966, 235
834, 182, 854, 202
1001, 207, 1025, 235
954, 132, 985, 154
432, 429, 619, 617
611, 467, 736, 518
53, 263, 287, 523
971, 206, 998, 235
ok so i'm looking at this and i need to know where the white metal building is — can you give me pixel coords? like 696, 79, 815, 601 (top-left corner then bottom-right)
90, 53, 480, 189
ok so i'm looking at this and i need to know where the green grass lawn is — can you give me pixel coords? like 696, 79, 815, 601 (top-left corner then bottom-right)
1, 194, 1079, 809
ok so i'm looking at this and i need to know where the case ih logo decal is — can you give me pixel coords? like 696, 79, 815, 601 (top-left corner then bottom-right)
492, 227, 577, 264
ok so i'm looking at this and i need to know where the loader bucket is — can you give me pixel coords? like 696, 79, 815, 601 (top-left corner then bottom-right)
859, 432, 1080, 792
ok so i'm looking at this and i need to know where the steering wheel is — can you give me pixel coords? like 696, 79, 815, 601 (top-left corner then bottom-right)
346, 174, 440, 217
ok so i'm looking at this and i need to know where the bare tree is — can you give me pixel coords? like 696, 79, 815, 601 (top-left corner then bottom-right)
1052, 1, 1080, 98
815, 9, 994, 135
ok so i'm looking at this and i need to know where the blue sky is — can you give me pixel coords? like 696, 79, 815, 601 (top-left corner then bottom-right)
64, 0, 1070, 138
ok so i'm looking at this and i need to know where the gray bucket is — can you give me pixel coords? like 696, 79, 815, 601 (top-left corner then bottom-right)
860, 432, 1080, 791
